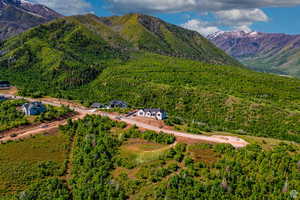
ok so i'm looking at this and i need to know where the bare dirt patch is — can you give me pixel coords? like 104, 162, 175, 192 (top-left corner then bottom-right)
0, 87, 18, 95
176, 136, 216, 145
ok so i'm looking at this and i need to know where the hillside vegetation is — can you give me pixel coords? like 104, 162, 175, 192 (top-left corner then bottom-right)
0, 99, 72, 132
7, 115, 299, 200
0, 132, 69, 198
0, 14, 299, 142
99, 14, 240, 66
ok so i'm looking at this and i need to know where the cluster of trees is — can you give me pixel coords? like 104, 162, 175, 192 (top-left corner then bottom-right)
3, 115, 298, 200
35, 105, 72, 122
60, 115, 127, 199
122, 127, 176, 144
0, 99, 28, 132
15, 178, 70, 200
153, 143, 300, 200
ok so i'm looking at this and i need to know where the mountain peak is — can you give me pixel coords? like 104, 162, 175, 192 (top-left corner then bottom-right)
0, 0, 62, 41
98, 13, 241, 66
208, 30, 300, 77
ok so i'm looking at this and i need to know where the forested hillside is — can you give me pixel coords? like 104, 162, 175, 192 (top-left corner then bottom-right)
0, 14, 299, 142
4, 115, 299, 200
69, 53, 300, 142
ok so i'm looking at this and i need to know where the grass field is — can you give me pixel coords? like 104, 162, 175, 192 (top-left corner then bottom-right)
0, 131, 70, 197
115, 138, 223, 199
119, 139, 171, 166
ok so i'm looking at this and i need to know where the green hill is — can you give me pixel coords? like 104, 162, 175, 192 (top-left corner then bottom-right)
99, 14, 241, 66
0, 14, 300, 142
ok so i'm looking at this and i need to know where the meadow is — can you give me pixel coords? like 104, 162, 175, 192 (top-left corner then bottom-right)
0, 132, 70, 198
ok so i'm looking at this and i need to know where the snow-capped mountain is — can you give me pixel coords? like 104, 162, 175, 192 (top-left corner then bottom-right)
208, 30, 300, 77
0, 0, 62, 40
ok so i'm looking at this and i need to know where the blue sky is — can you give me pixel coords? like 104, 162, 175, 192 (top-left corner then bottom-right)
30, 0, 300, 36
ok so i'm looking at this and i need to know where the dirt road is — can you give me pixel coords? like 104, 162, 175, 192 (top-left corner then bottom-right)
0, 94, 249, 148
0, 113, 85, 142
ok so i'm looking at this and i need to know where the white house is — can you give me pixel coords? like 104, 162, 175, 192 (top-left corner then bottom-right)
137, 108, 168, 120
22, 102, 46, 116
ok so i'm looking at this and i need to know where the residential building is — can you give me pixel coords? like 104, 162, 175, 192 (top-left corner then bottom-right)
91, 103, 105, 109
137, 108, 168, 120
109, 100, 128, 108
0, 96, 7, 101
0, 81, 10, 89
22, 102, 46, 116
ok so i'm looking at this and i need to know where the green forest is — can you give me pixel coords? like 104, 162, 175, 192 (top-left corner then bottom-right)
2, 115, 298, 200
0, 14, 299, 143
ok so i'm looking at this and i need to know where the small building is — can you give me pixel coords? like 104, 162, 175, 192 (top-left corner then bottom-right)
91, 103, 105, 109
137, 108, 168, 120
22, 102, 46, 116
0, 96, 7, 101
109, 100, 128, 109
0, 81, 10, 89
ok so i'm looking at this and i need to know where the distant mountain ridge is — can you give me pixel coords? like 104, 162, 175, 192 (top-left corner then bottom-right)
208, 30, 300, 77
0, 0, 62, 41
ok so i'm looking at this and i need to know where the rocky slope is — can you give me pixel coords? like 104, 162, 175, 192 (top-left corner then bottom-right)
0, 0, 62, 41
208, 31, 300, 77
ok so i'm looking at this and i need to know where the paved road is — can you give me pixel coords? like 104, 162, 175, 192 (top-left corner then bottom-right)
1, 94, 249, 148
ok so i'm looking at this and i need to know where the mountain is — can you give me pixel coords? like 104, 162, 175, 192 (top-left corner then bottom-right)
0, 0, 62, 41
208, 31, 300, 77
98, 14, 241, 66
0, 14, 300, 143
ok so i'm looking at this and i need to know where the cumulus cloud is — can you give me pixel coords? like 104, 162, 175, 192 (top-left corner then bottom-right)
106, 0, 300, 13
182, 19, 220, 36
106, 0, 298, 34
215, 9, 269, 26
214, 8, 269, 32
30, 0, 92, 15
182, 8, 269, 35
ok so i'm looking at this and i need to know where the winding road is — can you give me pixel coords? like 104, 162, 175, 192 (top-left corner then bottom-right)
0, 94, 249, 148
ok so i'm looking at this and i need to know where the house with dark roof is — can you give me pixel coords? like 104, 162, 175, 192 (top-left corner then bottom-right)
0, 96, 7, 101
22, 102, 46, 116
91, 103, 105, 109
137, 108, 168, 120
109, 100, 128, 109
0, 81, 10, 89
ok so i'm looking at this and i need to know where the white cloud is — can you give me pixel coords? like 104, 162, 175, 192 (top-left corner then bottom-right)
30, 0, 92, 15
106, 0, 300, 13
106, 0, 297, 34
182, 19, 220, 36
215, 9, 269, 26
214, 8, 269, 32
